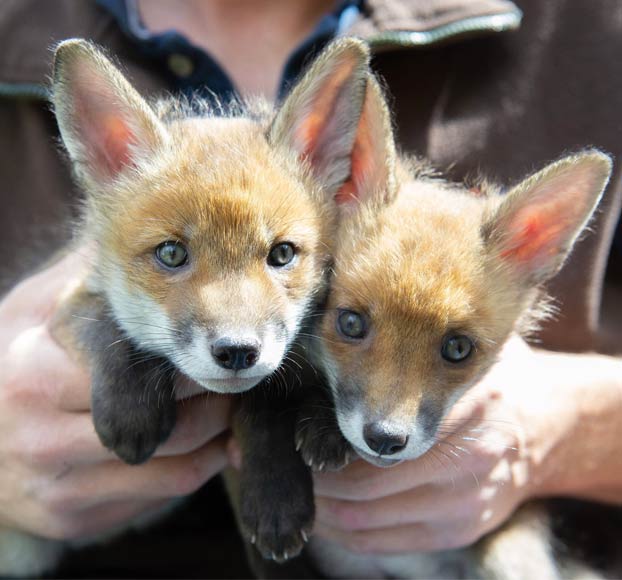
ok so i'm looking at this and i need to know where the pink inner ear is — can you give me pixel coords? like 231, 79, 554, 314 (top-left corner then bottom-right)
294, 112, 323, 154
334, 138, 368, 205
72, 72, 138, 179
334, 78, 391, 207
500, 196, 577, 269
100, 115, 135, 175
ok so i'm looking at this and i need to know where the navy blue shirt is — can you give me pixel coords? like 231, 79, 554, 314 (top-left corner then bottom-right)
96, 0, 361, 105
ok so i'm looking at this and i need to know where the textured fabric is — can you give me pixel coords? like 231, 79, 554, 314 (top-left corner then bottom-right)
94, 0, 361, 103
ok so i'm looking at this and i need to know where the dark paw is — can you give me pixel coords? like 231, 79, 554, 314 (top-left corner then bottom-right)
240, 460, 314, 563
93, 397, 176, 464
241, 492, 313, 563
295, 416, 355, 472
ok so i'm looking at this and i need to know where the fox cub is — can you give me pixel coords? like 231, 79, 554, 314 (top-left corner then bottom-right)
0, 38, 373, 577
245, 76, 611, 578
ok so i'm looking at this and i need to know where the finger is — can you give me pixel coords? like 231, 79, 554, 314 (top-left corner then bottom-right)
3, 317, 91, 413
20, 411, 130, 468
314, 457, 438, 501
63, 433, 229, 507
1, 248, 93, 322
59, 498, 171, 539
315, 483, 463, 532
56, 350, 231, 413
43, 333, 92, 412
155, 393, 231, 456
46, 394, 231, 466
47, 394, 229, 469
313, 519, 470, 554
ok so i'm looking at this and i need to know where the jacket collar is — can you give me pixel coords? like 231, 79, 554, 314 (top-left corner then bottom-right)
0, 0, 521, 99
348, 0, 521, 49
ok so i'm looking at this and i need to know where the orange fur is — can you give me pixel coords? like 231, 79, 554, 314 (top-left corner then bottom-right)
305, 80, 610, 579
308, 78, 611, 466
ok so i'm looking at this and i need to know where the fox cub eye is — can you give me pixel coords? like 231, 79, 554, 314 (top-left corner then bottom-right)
268, 242, 295, 267
441, 334, 473, 362
155, 241, 188, 268
337, 310, 368, 340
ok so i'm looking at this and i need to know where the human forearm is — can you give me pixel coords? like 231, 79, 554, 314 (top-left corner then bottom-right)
527, 349, 622, 504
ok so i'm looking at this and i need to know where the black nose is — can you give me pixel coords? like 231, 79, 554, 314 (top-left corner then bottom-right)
211, 340, 260, 371
363, 423, 409, 455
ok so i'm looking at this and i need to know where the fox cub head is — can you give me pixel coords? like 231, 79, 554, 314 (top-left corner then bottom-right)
52, 38, 371, 394
313, 77, 611, 465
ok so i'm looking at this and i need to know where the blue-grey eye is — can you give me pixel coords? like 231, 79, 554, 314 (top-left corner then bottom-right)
268, 242, 295, 267
441, 334, 473, 362
155, 241, 188, 268
337, 310, 367, 340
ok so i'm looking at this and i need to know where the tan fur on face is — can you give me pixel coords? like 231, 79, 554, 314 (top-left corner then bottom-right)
50, 37, 372, 394
316, 152, 610, 459
91, 117, 328, 331
320, 178, 510, 431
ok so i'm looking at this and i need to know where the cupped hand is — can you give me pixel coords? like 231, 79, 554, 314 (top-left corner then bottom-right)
312, 335, 566, 555
0, 250, 231, 540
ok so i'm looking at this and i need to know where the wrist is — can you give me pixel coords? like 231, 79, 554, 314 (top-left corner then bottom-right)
525, 349, 622, 504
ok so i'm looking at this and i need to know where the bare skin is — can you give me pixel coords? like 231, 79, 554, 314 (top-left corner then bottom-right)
137, 0, 336, 100
0, 251, 230, 538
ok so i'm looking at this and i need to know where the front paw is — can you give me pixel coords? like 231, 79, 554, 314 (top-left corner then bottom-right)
93, 396, 176, 464
295, 414, 355, 472
240, 464, 314, 563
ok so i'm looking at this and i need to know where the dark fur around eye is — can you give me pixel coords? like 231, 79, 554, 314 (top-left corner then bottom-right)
441, 334, 474, 362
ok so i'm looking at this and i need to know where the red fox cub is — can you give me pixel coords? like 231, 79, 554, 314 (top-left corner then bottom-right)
0, 38, 373, 577
248, 76, 611, 578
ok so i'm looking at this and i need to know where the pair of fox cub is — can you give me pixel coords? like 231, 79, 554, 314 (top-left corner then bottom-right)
1, 37, 610, 578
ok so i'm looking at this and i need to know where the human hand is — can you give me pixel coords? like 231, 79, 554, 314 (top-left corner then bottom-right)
312, 335, 568, 554
0, 250, 231, 540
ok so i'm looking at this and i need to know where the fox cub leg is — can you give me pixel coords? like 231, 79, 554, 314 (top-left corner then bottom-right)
53, 287, 176, 465
232, 388, 314, 564
295, 387, 355, 472
474, 502, 561, 580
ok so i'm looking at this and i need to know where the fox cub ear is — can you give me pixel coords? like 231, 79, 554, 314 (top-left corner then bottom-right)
336, 74, 398, 208
52, 39, 167, 185
484, 150, 612, 285
268, 39, 394, 207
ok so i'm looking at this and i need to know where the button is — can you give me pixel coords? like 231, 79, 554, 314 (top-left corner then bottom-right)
167, 53, 195, 78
